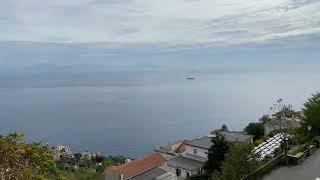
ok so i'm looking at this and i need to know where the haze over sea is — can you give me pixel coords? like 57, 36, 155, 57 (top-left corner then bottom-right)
1, 57, 320, 157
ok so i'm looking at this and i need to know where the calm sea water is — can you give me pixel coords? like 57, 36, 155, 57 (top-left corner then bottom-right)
0, 71, 319, 157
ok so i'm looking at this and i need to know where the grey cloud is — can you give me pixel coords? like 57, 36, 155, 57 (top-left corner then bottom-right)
0, 0, 319, 47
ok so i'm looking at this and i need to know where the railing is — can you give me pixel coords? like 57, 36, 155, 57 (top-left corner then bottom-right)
240, 153, 285, 180
288, 145, 317, 165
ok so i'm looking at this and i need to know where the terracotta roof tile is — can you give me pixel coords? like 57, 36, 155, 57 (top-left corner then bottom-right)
106, 152, 166, 179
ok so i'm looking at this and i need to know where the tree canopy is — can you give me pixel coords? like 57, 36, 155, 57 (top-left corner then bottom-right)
0, 133, 54, 180
214, 143, 260, 180
244, 122, 264, 140
203, 134, 229, 174
303, 92, 320, 135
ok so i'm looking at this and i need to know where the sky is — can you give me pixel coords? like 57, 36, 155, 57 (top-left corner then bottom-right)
0, 0, 320, 71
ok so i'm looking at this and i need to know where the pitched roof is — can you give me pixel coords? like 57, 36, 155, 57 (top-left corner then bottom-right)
186, 133, 253, 150
157, 140, 189, 154
131, 167, 166, 180
106, 152, 166, 179
220, 131, 253, 143
168, 156, 204, 171
159, 140, 183, 152
186, 136, 212, 149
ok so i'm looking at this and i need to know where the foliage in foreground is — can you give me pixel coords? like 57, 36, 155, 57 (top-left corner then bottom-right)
244, 122, 264, 140
52, 156, 124, 180
203, 134, 229, 175
53, 170, 101, 180
0, 133, 54, 180
0, 132, 125, 180
54, 154, 124, 179
303, 92, 320, 136
214, 143, 260, 180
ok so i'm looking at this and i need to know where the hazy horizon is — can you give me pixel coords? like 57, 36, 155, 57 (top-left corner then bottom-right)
1, 0, 320, 156
1, 69, 319, 156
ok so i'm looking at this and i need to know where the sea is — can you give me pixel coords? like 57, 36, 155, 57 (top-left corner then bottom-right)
0, 70, 319, 157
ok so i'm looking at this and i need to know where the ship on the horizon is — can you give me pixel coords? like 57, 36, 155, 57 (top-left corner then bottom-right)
186, 77, 195, 80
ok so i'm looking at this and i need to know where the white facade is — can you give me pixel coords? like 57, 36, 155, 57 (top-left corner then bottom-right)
158, 164, 178, 180
81, 151, 92, 159
155, 172, 177, 180
184, 145, 208, 161
51, 144, 74, 160
166, 165, 194, 178
166, 144, 207, 179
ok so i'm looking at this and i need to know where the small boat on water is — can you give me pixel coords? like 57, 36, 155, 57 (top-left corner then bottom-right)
186, 77, 195, 80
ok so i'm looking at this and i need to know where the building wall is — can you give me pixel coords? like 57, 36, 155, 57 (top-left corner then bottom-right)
179, 169, 192, 178
244, 137, 254, 144
264, 123, 273, 136
264, 118, 302, 135
184, 145, 208, 159
166, 164, 198, 179
156, 164, 178, 180
155, 172, 177, 180
165, 145, 206, 179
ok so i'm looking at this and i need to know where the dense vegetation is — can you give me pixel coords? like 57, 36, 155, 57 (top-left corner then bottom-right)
303, 92, 320, 136
0, 133, 54, 179
54, 155, 124, 180
0, 133, 124, 180
214, 143, 260, 180
189, 135, 262, 180
244, 122, 264, 140
203, 134, 229, 174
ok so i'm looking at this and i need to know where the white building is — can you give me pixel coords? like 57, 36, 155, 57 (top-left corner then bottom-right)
80, 151, 92, 160
167, 133, 253, 179
52, 144, 74, 160
167, 137, 211, 178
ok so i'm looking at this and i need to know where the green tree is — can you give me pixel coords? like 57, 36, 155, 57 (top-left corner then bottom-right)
203, 134, 229, 174
94, 156, 124, 173
215, 143, 260, 180
0, 133, 54, 180
244, 122, 264, 140
59, 170, 101, 180
303, 92, 320, 136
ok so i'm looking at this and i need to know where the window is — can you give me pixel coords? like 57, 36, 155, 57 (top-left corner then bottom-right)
193, 148, 197, 154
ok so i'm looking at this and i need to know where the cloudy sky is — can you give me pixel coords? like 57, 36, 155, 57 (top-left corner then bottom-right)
1, 0, 320, 71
